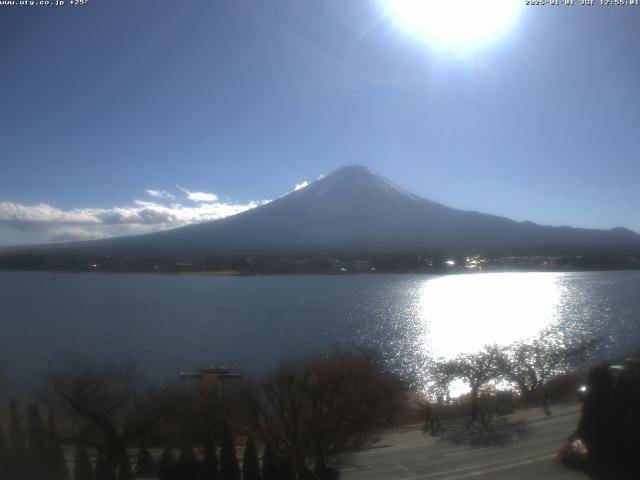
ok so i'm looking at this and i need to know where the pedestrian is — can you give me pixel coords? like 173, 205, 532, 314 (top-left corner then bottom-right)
543, 393, 552, 416
422, 401, 432, 433
430, 415, 441, 435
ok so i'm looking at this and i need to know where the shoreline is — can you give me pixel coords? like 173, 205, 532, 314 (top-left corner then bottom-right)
1, 266, 640, 277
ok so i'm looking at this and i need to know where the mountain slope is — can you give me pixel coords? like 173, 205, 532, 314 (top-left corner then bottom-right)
5, 166, 640, 257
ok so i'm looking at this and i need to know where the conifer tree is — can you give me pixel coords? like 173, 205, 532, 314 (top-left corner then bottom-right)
74, 443, 94, 480
199, 433, 219, 480
0, 426, 9, 479
27, 403, 47, 478
279, 456, 295, 480
47, 412, 69, 480
91, 450, 118, 480
260, 445, 278, 480
219, 424, 240, 480
242, 438, 261, 480
9, 399, 27, 479
135, 446, 155, 478
176, 444, 198, 480
117, 452, 133, 480
157, 448, 176, 480
95, 450, 108, 480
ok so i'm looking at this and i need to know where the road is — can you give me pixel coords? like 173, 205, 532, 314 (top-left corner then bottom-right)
338, 403, 587, 480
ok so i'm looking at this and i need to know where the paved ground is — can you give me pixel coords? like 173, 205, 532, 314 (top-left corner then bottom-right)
337, 403, 588, 480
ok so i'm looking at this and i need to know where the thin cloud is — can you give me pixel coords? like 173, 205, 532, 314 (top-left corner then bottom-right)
0, 200, 266, 227
0, 202, 102, 229
49, 227, 111, 242
176, 185, 218, 203
0, 190, 270, 244
146, 189, 176, 201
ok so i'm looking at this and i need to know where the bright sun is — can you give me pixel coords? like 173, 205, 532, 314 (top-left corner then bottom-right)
383, 0, 522, 51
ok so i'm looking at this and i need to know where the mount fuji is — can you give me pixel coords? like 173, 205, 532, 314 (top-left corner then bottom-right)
4, 166, 640, 259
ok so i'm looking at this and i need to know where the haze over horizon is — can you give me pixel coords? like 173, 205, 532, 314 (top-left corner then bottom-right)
1, 1, 639, 246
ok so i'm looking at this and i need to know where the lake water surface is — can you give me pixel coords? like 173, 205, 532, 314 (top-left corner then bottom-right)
1, 270, 639, 391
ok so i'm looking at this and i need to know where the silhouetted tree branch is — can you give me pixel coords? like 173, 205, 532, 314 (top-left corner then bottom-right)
503, 326, 598, 402
452, 345, 505, 422
426, 359, 458, 405
245, 350, 406, 479
47, 360, 183, 480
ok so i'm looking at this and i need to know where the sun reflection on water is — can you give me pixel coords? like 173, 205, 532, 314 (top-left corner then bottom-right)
418, 272, 564, 359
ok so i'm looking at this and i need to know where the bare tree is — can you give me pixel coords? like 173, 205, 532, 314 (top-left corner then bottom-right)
452, 345, 505, 422
503, 326, 598, 402
426, 358, 458, 405
47, 360, 183, 480
176, 379, 238, 445
245, 350, 406, 479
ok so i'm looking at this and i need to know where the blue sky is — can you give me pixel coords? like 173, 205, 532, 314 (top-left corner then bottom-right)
1, 0, 639, 246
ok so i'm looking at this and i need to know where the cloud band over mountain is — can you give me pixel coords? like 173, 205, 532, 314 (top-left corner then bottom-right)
0, 186, 271, 244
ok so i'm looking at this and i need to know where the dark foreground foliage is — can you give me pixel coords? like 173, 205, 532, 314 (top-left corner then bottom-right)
0, 350, 406, 479
244, 349, 407, 479
0, 406, 347, 480
574, 359, 640, 479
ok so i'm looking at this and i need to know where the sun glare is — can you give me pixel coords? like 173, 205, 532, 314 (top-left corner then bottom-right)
383, 0, 522, 51
419, 273, 563, 359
